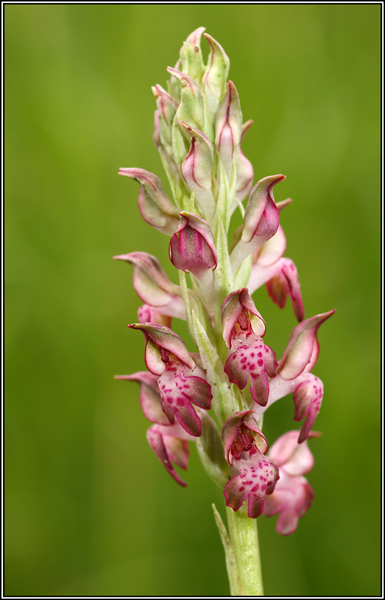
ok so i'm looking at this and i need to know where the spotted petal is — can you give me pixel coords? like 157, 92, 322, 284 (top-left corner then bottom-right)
224, 334, 277, 407
223, 448, 279, 518
158, 362, 212, 436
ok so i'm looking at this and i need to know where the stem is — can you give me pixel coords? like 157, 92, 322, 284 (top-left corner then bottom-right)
226, 506, 264, 596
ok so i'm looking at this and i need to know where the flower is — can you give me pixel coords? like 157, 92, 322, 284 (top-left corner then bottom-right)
222, 289, 277, 406
129, 323, 212, 436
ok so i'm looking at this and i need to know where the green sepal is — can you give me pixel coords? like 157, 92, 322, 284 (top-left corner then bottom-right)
179, 27, 206, 85
203, 33, 230, 121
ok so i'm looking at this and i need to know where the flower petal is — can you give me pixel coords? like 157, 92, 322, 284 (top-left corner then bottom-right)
158, 363, 212, 436
293, 375, 323, 443
146, 425, 188, 487
224, 449, 280, 518
264, 471, 314, 535
268, 431, 315, 476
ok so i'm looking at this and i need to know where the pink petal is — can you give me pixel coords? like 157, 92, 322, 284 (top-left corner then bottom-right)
268, 431, 315, 476
224, 335, 277, 407
224, 449, 280, 518
264, 472, 314, 535
146, 425, 187, 487
293, 375, 323, 443
158, 363, 212, 437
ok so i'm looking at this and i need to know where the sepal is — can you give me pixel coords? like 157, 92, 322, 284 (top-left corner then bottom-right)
119, 168, 179, 235
222, 410, 268, 466
114, 371, 169, 425
277, 310, 335, 380
128, 322, 196, 375
179, 123, 216, 220
114, 252, 185, 319
266, 258, 304, 322
215, 81, 242, 179
235, 120, 254, 203
202, 33, 230, 119
169, 211, 218, 276
221, 288, 265, 348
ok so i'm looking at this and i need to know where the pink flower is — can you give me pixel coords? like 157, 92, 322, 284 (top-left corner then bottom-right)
264, 431, 316, 535
129, 323, 212, 436
222, 289, 277, 406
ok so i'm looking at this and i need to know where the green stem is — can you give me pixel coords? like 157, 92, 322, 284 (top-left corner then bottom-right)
226, 507, 264, 596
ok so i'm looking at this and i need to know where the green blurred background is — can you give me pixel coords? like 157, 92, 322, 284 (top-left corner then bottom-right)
5, 4, 380, 596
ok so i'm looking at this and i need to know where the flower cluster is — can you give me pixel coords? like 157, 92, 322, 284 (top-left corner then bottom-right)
115, 28, 334, 534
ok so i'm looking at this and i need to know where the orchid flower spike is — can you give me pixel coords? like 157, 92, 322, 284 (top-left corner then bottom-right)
115, 28, 335, 593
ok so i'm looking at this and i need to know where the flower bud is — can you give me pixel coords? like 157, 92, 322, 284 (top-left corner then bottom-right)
202, 33, 230, 119
169, 212, 217, 277
235, 120, 254, 203
179, 27, 206, 84
119, 168, 179, 235
215, 81, 242, 179
152, 84, 178, 154
180, 122, 215, 220
230, 174, 285, 275
167, 67, 205, 133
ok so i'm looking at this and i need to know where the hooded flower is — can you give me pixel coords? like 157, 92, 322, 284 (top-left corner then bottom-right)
129, 323, 212, 436
222, 289, 277, 406
222, 410, 268, 466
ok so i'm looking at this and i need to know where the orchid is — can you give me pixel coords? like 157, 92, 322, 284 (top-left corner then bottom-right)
114, 28, 334, 596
